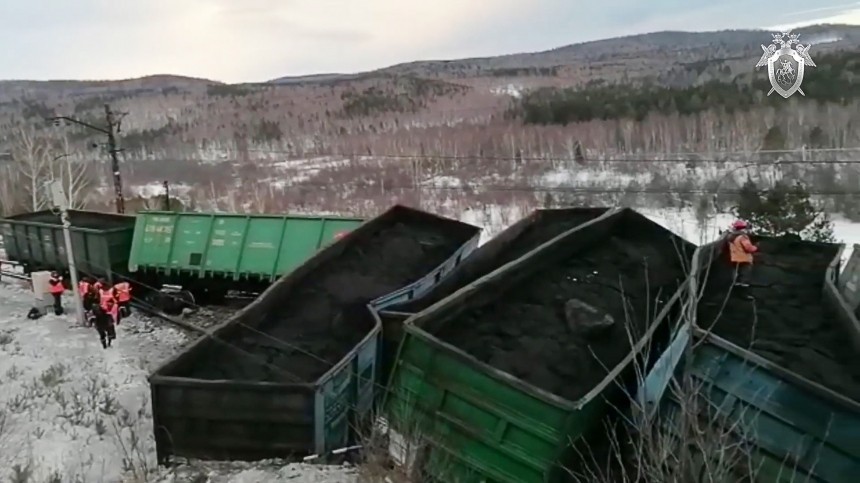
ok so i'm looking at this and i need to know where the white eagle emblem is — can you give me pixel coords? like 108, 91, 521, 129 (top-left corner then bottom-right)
755, 31, 816, 98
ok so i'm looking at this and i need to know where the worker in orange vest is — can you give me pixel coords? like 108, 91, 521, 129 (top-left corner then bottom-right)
726, 220, 759, 299
99, 284, 120, 333
48, 271, 65, 316
79, 277, 95, 311
113, 281, 132, 321
91, 303, 115, 349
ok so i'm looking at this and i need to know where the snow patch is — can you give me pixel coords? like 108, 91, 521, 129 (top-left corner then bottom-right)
421, 176, 463, 188
808, 34, 842, 44
490, 83, 523, 98
0, 283, 354, 482
539, 168, 650, 188
130, 181, 192, 199
150, 460, 357, 483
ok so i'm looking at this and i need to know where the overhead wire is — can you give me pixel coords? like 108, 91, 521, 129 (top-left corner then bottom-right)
254, 179, 860, 197
244, 149, 860, 164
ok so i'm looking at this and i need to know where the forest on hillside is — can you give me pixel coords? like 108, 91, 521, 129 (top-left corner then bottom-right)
509, 51, 860, 125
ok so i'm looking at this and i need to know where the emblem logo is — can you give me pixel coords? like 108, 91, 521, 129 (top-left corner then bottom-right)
755, 31, 816, 98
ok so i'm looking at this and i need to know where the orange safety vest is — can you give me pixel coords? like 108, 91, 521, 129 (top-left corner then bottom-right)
114, 282, 131, 302
99, 289, 116, 310
728, 233, 757, 264
49, 277, 65, 295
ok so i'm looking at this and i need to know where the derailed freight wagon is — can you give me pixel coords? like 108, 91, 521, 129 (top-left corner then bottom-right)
836, 244, 860, 323
149, 205, 480, 463
0, 210, 136, 282
129, 211, 365, 301
383, 208, 696, 482
375, 207, 610, 382
638, 237, 860, 482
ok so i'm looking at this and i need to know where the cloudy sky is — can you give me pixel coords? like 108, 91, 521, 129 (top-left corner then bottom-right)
1, 0, 858, 83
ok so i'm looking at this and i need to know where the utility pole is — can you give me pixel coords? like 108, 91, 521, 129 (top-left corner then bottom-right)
48, 180, 86, 327
105, 105, 125, 214
163, 180, 171, 211
48, 104, 127, 214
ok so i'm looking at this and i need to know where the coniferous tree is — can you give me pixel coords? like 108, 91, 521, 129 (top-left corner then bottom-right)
733, 180, 835, 242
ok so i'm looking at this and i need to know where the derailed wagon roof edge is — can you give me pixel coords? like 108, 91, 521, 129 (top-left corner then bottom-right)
396, 207, 697, 411
825, 243, 860, 353
1, 210, 136, 234
695, 326, 860, 414
137, 210, 366, 223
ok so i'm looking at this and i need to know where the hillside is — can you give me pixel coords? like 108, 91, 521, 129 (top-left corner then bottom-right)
1, 25, 860, 221
273, 26, 859, 82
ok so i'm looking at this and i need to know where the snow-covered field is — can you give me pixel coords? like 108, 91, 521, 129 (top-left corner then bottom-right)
0, 283, 356, 482
3, 206, 860, 481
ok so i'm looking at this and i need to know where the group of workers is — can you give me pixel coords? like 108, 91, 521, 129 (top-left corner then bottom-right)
45, 272, 133, 349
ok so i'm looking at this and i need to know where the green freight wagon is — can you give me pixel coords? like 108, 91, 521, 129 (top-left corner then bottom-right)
375, 207, 610, 383
0, 210, 136, 283
836, 244, 860, 326
642, 326, 860, 483
128, 211, 364, 299
383, 208, 696, 482
638, 240, 860, 483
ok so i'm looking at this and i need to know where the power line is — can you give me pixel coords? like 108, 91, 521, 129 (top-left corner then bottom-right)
266, 180, 860, 197
243, 152, 860, 165
48, 105, 129, 214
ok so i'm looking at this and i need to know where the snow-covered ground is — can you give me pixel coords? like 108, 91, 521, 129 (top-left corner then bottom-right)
0, 282, 356, 482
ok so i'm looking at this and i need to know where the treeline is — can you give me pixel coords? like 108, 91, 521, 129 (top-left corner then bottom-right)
488, 67, 559, 77
509, 51, 860, 124
340, 76, 470, 117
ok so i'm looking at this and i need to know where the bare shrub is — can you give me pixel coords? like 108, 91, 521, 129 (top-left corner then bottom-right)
109, 399, 154, 481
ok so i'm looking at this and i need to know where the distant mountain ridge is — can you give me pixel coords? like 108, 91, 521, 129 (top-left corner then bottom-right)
269, 24, 860, 84
1, 24, 856, 92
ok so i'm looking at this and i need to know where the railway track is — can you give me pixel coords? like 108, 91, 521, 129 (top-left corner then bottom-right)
131, 294, 251, 338
0, 259, 28, 282
0, 258, 251, 337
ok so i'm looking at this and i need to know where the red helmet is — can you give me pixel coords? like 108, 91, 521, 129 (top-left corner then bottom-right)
732, 220, 748, 230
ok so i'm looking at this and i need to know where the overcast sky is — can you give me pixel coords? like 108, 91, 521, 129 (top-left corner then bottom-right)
1, 0, 859, 83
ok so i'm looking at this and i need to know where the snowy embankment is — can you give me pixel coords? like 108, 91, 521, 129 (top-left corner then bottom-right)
0, 282, 356, 482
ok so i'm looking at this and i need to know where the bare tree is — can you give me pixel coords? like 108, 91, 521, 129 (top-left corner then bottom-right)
0, 163, 23, 215
8, 128, 96, 212
47, 135, 96, 209
11, 126, 52, 211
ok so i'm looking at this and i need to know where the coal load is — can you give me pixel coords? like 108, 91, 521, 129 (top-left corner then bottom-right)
391, 208, 608, 313
435, 229, 688, 402
699, 237, 860, 401
185, 221, 470, 382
